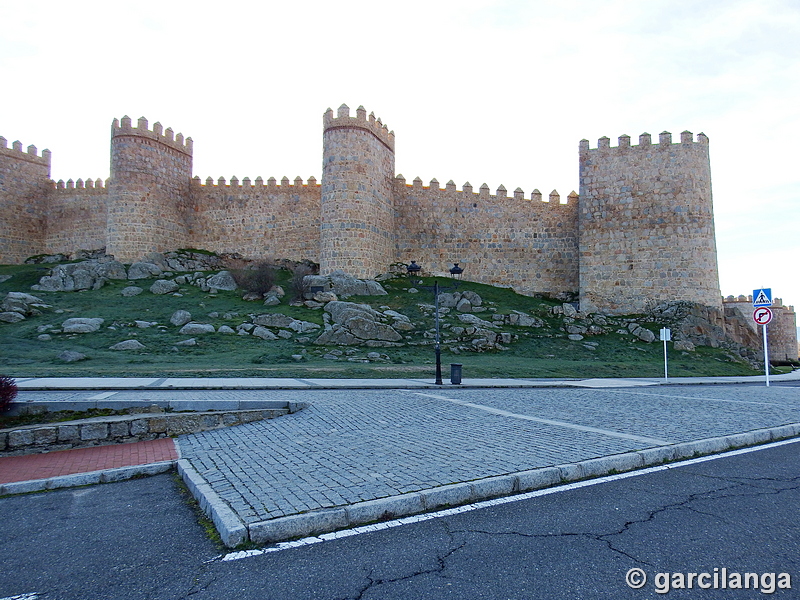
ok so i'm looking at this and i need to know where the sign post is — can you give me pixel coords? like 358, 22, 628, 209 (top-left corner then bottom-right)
753, 288, 773, 388
659, 328, 671, 381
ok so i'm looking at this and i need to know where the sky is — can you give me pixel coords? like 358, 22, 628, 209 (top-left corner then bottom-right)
1, 0, 798, 307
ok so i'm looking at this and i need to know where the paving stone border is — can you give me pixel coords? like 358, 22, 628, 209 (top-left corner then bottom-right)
183, 423, 800, 547
0, 461, 175, 496
0, 408, 290, 456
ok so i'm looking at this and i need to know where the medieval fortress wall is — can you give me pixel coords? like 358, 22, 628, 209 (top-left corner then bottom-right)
321, 105, 396, 279
579, 132, 720, 314
0, 103, 796, 359
0, 139, 51, 260
393, 182, 579, 297
188, 176, 321, 261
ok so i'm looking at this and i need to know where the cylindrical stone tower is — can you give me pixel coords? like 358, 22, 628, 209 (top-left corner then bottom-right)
107, 116, 193, 262
578, 131, 721, 314
321, 104, 396, 278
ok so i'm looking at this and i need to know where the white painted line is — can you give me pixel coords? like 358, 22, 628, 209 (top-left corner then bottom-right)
411, 392, 670, 445
568, 378, 660, 388
87, 391, 118, 400
608, 389, 797, 408
218, 437, 800, 562
0, 593, 40, 600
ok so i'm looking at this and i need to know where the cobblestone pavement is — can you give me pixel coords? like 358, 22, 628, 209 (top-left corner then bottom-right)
176, 385, 800, 526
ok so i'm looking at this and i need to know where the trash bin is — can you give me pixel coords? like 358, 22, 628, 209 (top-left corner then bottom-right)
450, 363, 463, 385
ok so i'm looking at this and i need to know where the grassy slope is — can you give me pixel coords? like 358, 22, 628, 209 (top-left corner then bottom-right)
0, 263, 761, 379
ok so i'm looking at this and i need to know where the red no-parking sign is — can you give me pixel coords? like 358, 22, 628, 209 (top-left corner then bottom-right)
753, 306, 773, 325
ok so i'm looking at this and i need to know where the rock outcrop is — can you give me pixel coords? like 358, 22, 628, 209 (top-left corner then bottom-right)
32, 259, 127, 291
314, 301, 404, 346
303, 270, 387, 299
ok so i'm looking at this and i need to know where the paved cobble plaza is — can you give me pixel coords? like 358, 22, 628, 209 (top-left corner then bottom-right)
173, 385, 800, 526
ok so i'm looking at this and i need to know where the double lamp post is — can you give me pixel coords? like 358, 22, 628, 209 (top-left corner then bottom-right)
406, 261, 464, 385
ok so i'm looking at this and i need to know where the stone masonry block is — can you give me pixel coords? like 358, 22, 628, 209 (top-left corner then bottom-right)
239, 411, 264, 424
57, 424, 80, 442
0, 431, 7, 451
8, 429, 34, 448
578, 452, 644, 478
109, 421, 130, 438
130, 419, 149, 436
637, 445, 677, 466
470, 475, 516, 500
558, 463, 584, 482
202, 414, 222, 428
148, 418, 168, 434
80, 422, 109, 441
249, 509, 348, 544
421, 484, 473, 511
167, 415, 202, 436
769, 424, 800, 441
33, 427, 58, 445
346, 494, 424, 525
222, 413, 240, 425
516, 467, 562, 492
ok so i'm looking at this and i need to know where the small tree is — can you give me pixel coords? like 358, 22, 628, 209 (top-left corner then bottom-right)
0, 376, 18, 413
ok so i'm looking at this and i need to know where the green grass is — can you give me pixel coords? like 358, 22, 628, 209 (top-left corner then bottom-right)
0, 263, 763, 379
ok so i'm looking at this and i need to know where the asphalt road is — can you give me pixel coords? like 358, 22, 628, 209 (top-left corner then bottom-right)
1, 439, 798, 600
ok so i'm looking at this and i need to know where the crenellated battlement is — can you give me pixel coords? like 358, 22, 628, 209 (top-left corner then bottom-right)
323, 104, 395, 151
0, 136, 51, 168
579, 130, 709, 153
723, 295, 793, 312
111, 115, 193, 156
53, 178, 108, 192
192, 175, 320, 189
394, 175, 577, 207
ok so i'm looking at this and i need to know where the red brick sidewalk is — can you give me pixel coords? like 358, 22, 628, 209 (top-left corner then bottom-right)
0, 438, 178, 484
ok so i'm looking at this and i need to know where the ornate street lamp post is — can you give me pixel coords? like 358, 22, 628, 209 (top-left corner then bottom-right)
407, 262, 464, 385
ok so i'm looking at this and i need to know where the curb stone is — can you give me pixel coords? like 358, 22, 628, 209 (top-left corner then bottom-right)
177, 459, 248, 547
196, 423, 800, 547
0, 461, 175, 496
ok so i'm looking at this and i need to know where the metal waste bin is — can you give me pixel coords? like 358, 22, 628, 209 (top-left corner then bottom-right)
450, 363, 463, 385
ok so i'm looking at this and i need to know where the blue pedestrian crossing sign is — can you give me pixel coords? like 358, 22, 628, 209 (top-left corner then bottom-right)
753, 288, 772, 307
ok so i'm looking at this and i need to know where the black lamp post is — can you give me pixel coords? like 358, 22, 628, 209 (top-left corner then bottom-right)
408, 262, 463, 385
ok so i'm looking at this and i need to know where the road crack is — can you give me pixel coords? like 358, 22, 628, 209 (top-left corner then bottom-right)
346, 523, 465, 600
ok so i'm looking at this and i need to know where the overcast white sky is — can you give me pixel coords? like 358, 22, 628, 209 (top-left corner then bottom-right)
1, 0, 798, 307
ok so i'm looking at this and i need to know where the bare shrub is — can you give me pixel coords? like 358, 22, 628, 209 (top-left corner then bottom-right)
0, 376, 18, 413
232, 261, 277, 296
291, 264, 313, 301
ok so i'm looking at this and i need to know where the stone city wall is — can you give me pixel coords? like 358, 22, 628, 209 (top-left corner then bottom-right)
0, 138, 51, 263
188, 176, 321, 262
394, 179, 579, 296
723, 296, 798, 361
579, 131, 721, 315
44, 179, 109, 255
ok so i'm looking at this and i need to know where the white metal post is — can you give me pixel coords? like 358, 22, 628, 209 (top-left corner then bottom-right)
763, 323, 770, 387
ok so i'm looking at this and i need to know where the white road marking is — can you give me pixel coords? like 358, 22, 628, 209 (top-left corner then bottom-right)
87, 391, 118, 400
218, 436, 800, 562
608, 389, 797, 408
411, 392, 670, 445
